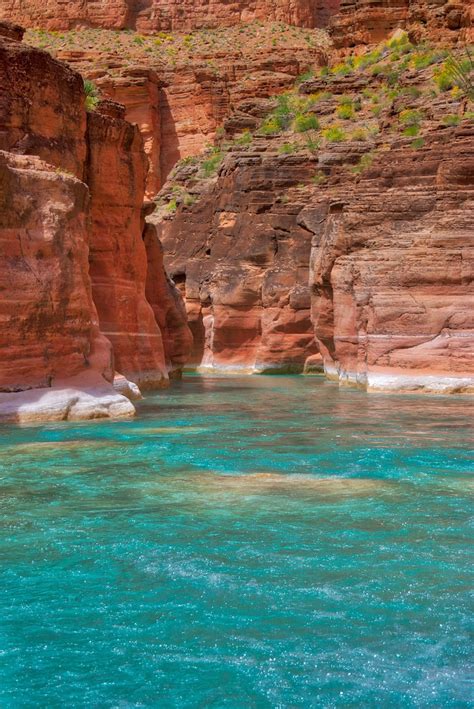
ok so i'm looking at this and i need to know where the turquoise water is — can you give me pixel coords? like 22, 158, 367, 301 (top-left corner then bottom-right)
1, 375, 473, 708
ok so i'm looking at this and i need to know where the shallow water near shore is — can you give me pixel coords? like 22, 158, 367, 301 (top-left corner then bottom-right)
1, 375, 473, 707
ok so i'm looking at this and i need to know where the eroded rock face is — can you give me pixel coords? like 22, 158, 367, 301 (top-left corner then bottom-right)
0, 25, 86, 177
143, 223, 194, 376
154, 22, 473, 392
86, 102, 170, 389
0, 151, 135, 421
305, 128, 474, 393
0, 151, 110, 392
0, 0, 340, 31
153, 150, 319, 373
0, 28, 191, 421
330, 0, 473, 49
59, 41, 326, 193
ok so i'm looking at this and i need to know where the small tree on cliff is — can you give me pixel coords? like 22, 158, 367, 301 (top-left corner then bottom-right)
83, 79, 100, 112
441, 48, 473, 101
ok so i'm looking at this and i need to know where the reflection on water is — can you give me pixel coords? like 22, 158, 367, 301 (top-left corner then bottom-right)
0, 375, 473, 707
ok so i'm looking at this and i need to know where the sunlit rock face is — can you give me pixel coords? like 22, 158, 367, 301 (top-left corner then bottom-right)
305, 128, 474, 393
0, 151, 110, 392
0, 25, 191, 420
61, 40, 326, 195
86, 101, 170, 390
0, 22, 86, 178
329, 0, 473, 48
152, 151, 320, 373
0, 0, 340, 31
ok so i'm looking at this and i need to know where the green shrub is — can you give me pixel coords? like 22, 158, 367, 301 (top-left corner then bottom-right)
322, 126, 346, 142
401, 86, 422, 99
399, 109, 423, 126
314, 91, 333, 102
312, 170, 327, 185
279, 142, 298, 154
276, 93, 296, 119
434, 68, 454, 92
166, 198, 177, 213
201, 149, 223, 177
337, 103, 354, 120
332, 61, 352, 76
403, 125, 420, 137
293, 113, 320, 132
183, 193, 196, 207
234, 130, 253, 145
351, 128, 369, 141
339, 94, 353, 105
411, 137, 425, 150
412, 51, 438, 70
354, 49, 382, 70
305, 133, 321, 153
371, 64, 385, 77
386, 31, 409, 49
371, 63, 400, 86
83, 79, 99, 112
351, 152, 374, 174
385, 70, 401, 86
442, 114, 461, 126
442, 52, 474, 100
296, 70, 314, 84
387, 33, 414, 55
260, 116, 283, 134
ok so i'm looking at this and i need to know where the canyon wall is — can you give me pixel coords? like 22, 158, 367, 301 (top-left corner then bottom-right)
86, 100, 170, 389
330, 0, 473, 48
57, 40, 326, 194
153, 148, 320, 373
0, 0, 340, 31
0, 23, 191, 421
303, 130, 474, 393
153, 23, 474, 391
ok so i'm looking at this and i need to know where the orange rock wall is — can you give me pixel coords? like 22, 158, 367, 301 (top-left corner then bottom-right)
86, 102, 170, 389
98, 69, 163, 198
0, 0, 340, 31
0, 27, 86, 178
0, 150, 112, 392
330, 0, 473, 48
304, 129, 474, 393
154, 152, 319, 373
144, 223, 194, 375
76, 44, 324, 194
0, 25, 192, 417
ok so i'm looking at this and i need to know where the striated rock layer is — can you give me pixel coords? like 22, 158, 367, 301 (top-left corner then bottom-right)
154, 22, 473, 391
53, 36, 327, 194
0, 24, 191, 422
0, 0, 340, 32
86, 100, 169, 389
153, 149, 320, 373
304, 128, 474, 393
330, 0, 473, 49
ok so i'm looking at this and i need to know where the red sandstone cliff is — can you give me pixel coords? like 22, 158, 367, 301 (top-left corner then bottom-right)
1, 3, 473, 400
0, 0, 340, 32
52, 32, 327, 195
330, 0, 473, 48
86, 101, 170, 389
0, 23, 191, 421
151, 24, 474, 391
152, 149, 319, 373
302, 129, 474, 393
